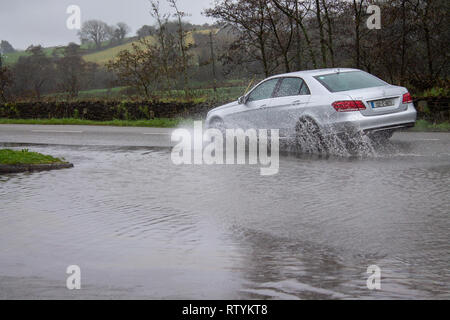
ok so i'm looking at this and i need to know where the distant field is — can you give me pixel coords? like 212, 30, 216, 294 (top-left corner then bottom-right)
82, 29, 215, 65
2, 46, 61, 66
82, 37, 154, 65
4, 29, 217, 67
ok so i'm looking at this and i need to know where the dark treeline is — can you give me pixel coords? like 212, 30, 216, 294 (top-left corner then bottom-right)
0, 44, 115, 100
205, 0, 449, 90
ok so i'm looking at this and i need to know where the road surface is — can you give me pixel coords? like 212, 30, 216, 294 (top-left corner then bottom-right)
0, 124, 449, 299
0, 124, 449, 154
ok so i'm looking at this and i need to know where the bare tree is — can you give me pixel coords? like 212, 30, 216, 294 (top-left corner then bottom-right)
271, 0, 318, 69
78, 20, 111, 49
12, 45, 54, 99
352, 0, 365, 69
313, 0, 327, 67
408, 0, 449, 86
265, 1, 294, 72
107, 37, 181, 99
168, 0, 192, 95
321, 0, 335, 67
150, 0, 173, 90
0, 65, 13, 102
0, 40, 15, 54
205, 0, 278, 77
55, 43, 88, 98
115, 22, 131, 43
137, 25, 156, 39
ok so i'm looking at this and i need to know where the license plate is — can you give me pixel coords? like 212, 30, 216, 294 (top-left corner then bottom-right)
370, 98, 395, 108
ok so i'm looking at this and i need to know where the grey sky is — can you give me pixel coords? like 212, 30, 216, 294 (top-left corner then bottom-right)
0, 0, 216, 50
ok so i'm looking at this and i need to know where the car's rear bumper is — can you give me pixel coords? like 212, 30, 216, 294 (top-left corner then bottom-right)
363, 121, 415, 133
328, 104, 417, 134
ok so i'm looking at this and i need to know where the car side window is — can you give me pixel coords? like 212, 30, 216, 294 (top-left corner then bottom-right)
275, 77, 303, 97
247, 79, 279, 102
274, 77, 310, 97
299, 80, 311, 95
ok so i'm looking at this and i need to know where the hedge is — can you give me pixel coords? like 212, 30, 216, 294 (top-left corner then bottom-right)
0, 97, 448, 122
414, 97, 449, 123
0, 101, 212, 121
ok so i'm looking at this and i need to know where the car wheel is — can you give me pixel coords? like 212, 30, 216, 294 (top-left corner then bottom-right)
295, 118, 328, 153
209, 118, 225, 134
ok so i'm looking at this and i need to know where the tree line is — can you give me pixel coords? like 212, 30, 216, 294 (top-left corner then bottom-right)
205, 0, 448, 89
0, 44, 114, 100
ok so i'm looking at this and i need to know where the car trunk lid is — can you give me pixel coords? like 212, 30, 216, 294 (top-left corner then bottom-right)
343, 85, 408, 116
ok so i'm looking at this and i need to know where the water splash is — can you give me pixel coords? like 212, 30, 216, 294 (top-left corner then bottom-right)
281, 127, 397, 158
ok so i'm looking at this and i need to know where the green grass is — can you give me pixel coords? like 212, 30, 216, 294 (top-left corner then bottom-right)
416, 87, 450, 98
83, 30, 214, 65
409, 119, 450, 132
48, 86, 128, 99
0, 117, 192, 128
1, 51, 28, 65
1, 47, 61, 66
83, 38, 153, 65
59, 85, 247, 103
1, 118, 448, 131
0, 149, 64, 165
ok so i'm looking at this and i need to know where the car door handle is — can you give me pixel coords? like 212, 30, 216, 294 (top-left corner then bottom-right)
292, 100, 305, 106
259, 104, 267, 109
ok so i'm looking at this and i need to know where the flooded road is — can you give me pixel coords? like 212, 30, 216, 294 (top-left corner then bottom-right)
0, 131, 449, 299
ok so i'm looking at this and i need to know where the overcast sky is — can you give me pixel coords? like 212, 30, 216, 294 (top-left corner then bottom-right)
0, 0, 216, 50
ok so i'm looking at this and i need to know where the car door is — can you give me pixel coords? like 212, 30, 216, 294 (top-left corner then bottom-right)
266, 77, 311, 135
231, 78, 279, 130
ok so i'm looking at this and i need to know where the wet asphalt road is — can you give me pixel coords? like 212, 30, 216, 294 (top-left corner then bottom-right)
0, 123, 449, 150
0, 124, 174, 147
0, 124, 449, 299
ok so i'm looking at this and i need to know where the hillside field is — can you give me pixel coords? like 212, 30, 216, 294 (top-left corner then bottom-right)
3, 29, 217, 66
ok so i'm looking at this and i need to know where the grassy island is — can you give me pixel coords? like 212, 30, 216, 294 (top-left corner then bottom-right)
0, 149, 65, 165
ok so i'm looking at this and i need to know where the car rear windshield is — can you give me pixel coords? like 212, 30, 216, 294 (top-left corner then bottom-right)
314, 71, 387, 92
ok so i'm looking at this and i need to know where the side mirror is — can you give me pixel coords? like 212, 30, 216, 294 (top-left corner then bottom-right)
238, 95, 247, 105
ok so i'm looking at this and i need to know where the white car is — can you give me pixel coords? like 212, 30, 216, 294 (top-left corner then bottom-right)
205, 68, 417, 142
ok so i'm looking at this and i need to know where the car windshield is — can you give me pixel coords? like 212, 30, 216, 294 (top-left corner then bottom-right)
314, 71, 387, 92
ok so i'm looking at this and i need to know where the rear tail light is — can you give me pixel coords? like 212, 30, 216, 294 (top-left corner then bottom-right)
402, 92, 412, 104
332, 100, 366, 112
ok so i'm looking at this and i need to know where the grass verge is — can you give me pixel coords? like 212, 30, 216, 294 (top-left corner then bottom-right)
409, 120, 450, 132
0, 118, 447, 131
0, 149, 65, 165
0, 118, 192, 128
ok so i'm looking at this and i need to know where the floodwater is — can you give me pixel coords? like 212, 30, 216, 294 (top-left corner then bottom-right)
0, 135, 449, 299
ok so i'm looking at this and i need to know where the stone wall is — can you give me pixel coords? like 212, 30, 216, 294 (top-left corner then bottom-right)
0, 101, 213, 120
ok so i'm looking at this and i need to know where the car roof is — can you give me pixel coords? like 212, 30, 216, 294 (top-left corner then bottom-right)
267, 68, 361, 79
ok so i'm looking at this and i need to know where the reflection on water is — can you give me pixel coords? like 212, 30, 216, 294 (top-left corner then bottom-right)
0, 139, 449, 299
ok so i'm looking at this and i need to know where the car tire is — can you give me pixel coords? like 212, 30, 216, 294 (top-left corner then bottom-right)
209, 118, 225, 134
295, 118, 328, 153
